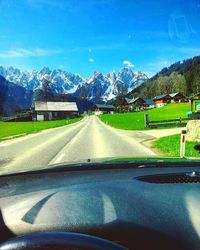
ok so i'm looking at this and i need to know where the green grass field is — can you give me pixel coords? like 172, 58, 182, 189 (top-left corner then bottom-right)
153, 134, 200, 158
99, 103, 190, 130
0, 117, 82, 141
106, 157, 200, 162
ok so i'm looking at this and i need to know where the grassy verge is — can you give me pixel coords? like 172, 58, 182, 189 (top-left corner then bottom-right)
0, 117, 82, 141
99, 103, 190, 130
105, 157, 200, 162
153, 134, 200, 158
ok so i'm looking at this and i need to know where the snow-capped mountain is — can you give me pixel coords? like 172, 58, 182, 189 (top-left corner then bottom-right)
0, 66, 83, 94
75, 68, 148, 102
0, 66, 148, 101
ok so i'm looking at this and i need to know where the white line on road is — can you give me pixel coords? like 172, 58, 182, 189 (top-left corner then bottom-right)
49, 120, 90, 165
53, 153, 65, 164
69, 136, 78, 145
0, 120, 88, 173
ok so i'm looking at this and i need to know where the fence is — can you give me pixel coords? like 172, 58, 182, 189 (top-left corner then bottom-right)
144, 114, 192, 128
0, 113, 32, 122
0, 116, 17, 122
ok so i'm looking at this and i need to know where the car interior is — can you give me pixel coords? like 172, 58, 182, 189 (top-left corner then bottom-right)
0, 0, 200, 249
1, 161, 200, 250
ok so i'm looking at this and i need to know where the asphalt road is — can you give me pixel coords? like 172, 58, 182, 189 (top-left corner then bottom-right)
0, 116, 156, 174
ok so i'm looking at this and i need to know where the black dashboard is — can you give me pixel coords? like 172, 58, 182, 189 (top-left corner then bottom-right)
1, 163, 200, 249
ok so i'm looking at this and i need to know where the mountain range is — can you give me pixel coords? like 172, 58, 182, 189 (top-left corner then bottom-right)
0, 66, 147, 102
0, 66, 148, 115
1, 55, 199, 116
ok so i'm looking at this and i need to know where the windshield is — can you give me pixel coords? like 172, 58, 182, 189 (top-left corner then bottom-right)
0, 0, 200, 175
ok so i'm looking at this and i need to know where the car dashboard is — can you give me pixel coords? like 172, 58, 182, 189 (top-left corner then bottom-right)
0, 163, 200, 249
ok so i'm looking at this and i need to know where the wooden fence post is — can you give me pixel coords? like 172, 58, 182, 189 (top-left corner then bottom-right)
144, 114, 149, 128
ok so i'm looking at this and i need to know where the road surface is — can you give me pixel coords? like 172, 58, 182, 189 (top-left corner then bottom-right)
0, 116, 156, 175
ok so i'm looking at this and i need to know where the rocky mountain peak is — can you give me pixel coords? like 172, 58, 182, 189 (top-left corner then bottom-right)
0, 66, 148, 102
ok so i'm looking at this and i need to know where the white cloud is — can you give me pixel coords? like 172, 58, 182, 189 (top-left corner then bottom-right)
123, 60, 131, 65
127, 63, 134, 67
89, 58, 94, 63
123, 60, 134, 67
0, 48, 61, 58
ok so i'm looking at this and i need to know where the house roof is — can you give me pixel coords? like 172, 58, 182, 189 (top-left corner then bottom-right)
143, 99, 154, 105
153, 94, 170, 101
94, 104, 114, 109
125, 97, 133, 104
129, 97, 145, 104
169, 92, 179, 98
34, 102, 78, 111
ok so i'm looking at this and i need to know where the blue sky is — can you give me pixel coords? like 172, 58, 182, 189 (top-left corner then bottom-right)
0, 0, 200, 78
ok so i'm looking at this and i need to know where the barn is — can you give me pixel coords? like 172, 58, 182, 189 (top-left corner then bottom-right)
169, 92, 187, 103
34, 101, 78, 121
128, 97, 146, 111
153, 94, 171, 108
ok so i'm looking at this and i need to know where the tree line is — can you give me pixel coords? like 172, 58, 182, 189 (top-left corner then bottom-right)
129, 55, 200, 98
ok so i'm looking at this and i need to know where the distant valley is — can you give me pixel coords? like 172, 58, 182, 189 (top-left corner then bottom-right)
0, 66, 147, 116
